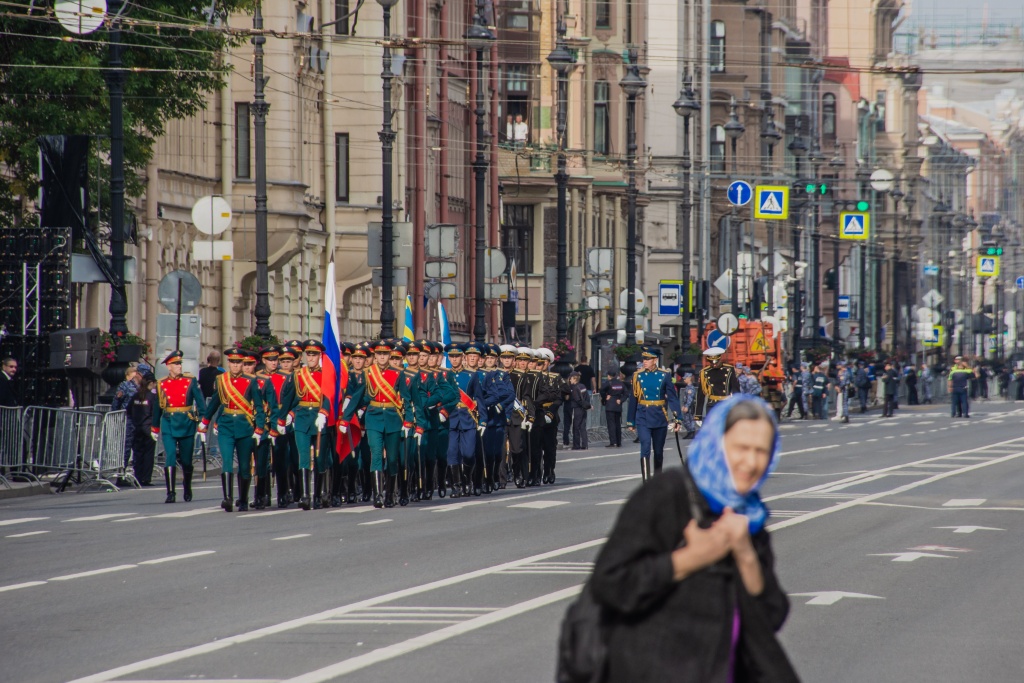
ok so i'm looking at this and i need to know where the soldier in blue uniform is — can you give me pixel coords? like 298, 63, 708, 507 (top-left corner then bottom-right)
631, 346, 683, 480
481, 343, 515, 492
447, 343, 486, 498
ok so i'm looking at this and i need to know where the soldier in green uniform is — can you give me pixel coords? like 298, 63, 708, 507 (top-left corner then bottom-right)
341, 342, 371, 502
277, 340, 329, 510
198, 348, 265, 512
423, 342, 456, 498
249, 347, 281, 509
151, 350, 206, 503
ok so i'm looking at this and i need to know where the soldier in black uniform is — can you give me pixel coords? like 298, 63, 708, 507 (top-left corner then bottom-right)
535, 348, 566, 484
600, 369, 627, 447
694, 347, 740, 421
508, 347, 537, 487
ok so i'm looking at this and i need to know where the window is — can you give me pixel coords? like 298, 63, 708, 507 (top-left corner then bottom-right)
502, 204, 534, 274
710, 125, 726, 173
334, 0, 349, 35
822, 93, 836, 139
596, 0, 611, 29
594, 81, 610, 155
505, 65, 530, 93
235, 103, 250, 179
335, 133, 349, 202
505, 0, 530, 29
710, 21, 726, 73
875, 90, 886, 133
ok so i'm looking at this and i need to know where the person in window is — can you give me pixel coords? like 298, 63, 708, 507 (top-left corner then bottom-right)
591, 395, 797, 682
513, 114, 528, 148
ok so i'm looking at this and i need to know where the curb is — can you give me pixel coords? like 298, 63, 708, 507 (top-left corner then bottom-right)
0, 482, 52, 500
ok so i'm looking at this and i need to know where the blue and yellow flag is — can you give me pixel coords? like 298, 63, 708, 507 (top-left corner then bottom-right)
402, 295, 415, 342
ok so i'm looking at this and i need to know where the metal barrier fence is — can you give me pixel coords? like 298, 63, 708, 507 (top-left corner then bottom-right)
0, 405, 26, 489
23, 406, 128, 493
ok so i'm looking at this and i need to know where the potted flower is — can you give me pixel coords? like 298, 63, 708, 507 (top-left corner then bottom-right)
98, 330, 150, 364
238, 334, 282, 351
546, 338, 576, 364
613, 343, 643, 362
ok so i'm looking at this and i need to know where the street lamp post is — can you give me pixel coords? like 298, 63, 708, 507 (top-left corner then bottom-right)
829, 145, 845, 354
252, 0, 272, 338
788, 124, 808, 356
855, 162, 870, 348
547, 19, 575, 375
760, 107, 781, 313
105, 0, 128, 337
672, 70, 700, 349
724, 98, 745, 317
808, 141, 825, 345
377, 0, 400, 339
466, 3, 495, 344
889, 186, 905, 354
619, 53, 647, 377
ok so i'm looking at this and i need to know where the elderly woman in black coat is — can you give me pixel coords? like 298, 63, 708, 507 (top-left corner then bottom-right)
590, 395, 798, 682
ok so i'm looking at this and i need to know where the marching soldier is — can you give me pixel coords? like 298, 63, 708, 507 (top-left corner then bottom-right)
390, 343, 420, 506
250, 347, 281, 509
508, 347, 536, 488
534, 348, 565, 485
481, 344, 515, 492
406, 340, 435, 502
427, 342, 459, 498
632, 346, 684, 480
278, 340, 329, 510
272, 344, 300, 507
341, 342, 371, 503
447, 343, 486, 498
198, 348, 265, 512
599, 368, 627, 447
465, 343, 489, 495
151, 350, 206, 503
694, 347, 741, 420
342, 340, 412, 508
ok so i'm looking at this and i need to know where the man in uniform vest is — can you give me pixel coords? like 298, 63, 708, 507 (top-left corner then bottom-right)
151, 349, 206, 503
278, 340, 329, 510
694, 346, 740, 421
632, 346, 684, 480
199, 348, 265, 512
249, 347, 280, 509
508, 347, 537, 488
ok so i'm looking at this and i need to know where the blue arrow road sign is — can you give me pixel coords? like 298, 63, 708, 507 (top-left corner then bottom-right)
707, 329, 731, 351
1017, 276, 1024, 290
727, 180, 753, 207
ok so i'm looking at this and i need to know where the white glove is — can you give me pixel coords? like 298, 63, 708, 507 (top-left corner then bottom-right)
342, 397, 351, 413
338, 423, 348, 434
213, 427, 218, 437
151, 431, 159, 442
285, 413, 294, 427
402, 426, 410, 438
439, 412, 447, 423
278, 423, 287, 435
357, 408, 365, 419
544, 415, 552, 424
524, 421, 533, 432
415, 433, 422, 445
270, 435, 276, 445
199, 431, 206, 444
315, 413, 327, 431
477, 425, 486, 437
252, 433, 260, 444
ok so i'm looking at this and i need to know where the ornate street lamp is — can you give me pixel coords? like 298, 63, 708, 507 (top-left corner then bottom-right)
724, 97, 745, 316
619, 52, 647, 378
672, 70, 700, 345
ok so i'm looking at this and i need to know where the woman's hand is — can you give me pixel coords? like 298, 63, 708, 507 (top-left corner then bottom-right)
719, 508, 765, 595
671, 520, 731, 581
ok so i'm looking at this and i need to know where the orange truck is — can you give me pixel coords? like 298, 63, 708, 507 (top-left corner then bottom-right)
693, 319, 787, 416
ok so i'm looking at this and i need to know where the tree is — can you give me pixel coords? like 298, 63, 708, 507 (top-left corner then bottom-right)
0, 1, 255, 227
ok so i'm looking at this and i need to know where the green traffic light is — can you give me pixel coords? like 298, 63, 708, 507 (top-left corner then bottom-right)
805, 183, 816, 194
856, 200, 869, 211
819, 184, 829, 195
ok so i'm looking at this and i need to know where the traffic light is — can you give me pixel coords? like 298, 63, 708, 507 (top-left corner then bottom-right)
855, 200, 869, 212
824, 268, 837, 290
804, 183, 831, 196
979, 246, 1003, 256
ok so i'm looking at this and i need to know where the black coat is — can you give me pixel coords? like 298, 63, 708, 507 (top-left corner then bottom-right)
591, 470, 796, 683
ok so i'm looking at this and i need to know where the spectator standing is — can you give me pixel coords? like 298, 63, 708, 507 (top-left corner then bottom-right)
129, 370, 157, 485
784, 363, 807, 420
881, 361, 899, 417
575, 355, 597, 392
948, 356, 972, 418
600, 369, 626, 447
854, 361, 871, 413
568, 372, 590, 450
920, 363, 934, 404
800, 363, 813, 417
197, 351, 223, 400
678, 373, 696, 438
111, 366, 142, 478
810, 365, 830, 419
834, 361, 851, 423
905, 365, 919, 405
0, 357, 20, 407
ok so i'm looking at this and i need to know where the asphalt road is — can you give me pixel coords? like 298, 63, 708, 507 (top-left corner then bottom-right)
3, 398, 1024, 682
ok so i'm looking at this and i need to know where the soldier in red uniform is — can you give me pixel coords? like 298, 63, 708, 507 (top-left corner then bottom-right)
151, 350, 206, 503
249, 347, 280, 509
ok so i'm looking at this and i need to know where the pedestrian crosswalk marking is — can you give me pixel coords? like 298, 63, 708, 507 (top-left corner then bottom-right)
943, 499, 986, 507
508, 500, 569, 509
760, 192, 782, 212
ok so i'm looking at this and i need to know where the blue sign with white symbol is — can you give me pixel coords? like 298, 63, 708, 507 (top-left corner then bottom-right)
838, 295, 851, 320
706, 329, 731, 351
923, 264, 940, 276
727, 180, 753, 207
1016, 276, 1024, 290
840, 212, 868, 239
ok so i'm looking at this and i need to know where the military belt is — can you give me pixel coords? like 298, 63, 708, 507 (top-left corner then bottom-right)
223, 408, 251, 416
708, 394, 729, 401
162, 406, 192, 413
638, 399, 666, 406
541, 401, 555, 408
370, 400, 400, 410
298, 400, 321, 407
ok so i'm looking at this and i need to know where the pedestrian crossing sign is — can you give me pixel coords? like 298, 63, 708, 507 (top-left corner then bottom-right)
976, 255, 999, 277
923, 325, 944, 347
839, 212, 870, 240
753, 186, 789, 220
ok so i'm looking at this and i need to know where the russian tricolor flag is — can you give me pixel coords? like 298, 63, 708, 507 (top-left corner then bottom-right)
321, 259, 344, 426
438, 301, 452, 368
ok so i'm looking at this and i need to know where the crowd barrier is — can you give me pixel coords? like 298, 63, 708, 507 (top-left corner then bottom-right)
0, 406, 27, 489
23, 406, 128, 493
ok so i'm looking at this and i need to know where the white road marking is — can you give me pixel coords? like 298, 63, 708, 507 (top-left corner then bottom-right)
145, 507, 222, 519
429, 475, 638, 513
789, 591, 885, 606
560, 449, 640, 463
943, 499, 986, 507
596, 499, 626, 506
273, 534, 312, 541
241, 510, 299, 517
781, 445, 838, 456
0, 581, 47, 593
0, 517, 49, 527
508, 500, 569, 510
67, 539, 605, 683
139, 551, 216, 565
63, 513, 137, 523
909, 545, 971, 553
5, 530, 50, 538
358, 519, 392, 526
280, 585, 583, 683
321, 618, 462, 625
870, 552, 956, 563
326, 507, 375, 514
49, 565, 136, 581
114, 680, 277, 683
935, 526, 1005, 534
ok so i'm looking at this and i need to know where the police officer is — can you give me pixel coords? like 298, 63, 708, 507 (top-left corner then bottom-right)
151, 350, 206, 503
694, 347, 740, 420
199, 348, 265, 512
599, 369, 626, 447
631, 346, 684, 480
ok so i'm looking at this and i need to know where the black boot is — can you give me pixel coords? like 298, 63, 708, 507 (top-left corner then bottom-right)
437, 463, 447, 498
277, 469, 289, 508
299, 470, 312, 511
653, 459, 663, 475
448, 466, 462, 499
313, 472, 323, 510
238, 475, 250, 512
548, 467, 556, 485
224, 474, 235, 512
471, 462, 482, 497
640, 458, 649, 483
422, 463, 434, 501
164, 467, 176, 503
372, 471, 385, 509
182, 466, 193, 502
361, 468, 373, 502
220, 473, 231, 511
399, 474, 409, 507
684, 431, 696, 440
384, 475, 396, 508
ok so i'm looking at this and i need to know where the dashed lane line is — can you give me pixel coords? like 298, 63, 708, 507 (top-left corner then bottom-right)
63, 513, 138, 523
0, 551, 216, 595
0, 517, 49, 527
273, 534, 312, 541
49, 565, 136, 582
5, 530, 49, 538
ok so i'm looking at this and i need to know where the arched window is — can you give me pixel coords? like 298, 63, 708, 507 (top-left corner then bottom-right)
710, 125, 726, 172
594, 81, 610, 155
710, 21, 726, 73
822, 93, 836, 140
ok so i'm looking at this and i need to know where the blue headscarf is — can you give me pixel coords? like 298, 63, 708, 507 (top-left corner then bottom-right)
687, 394, 781, 533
